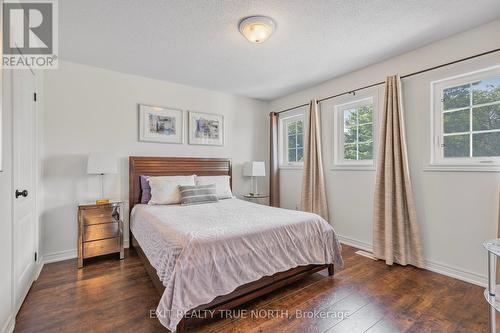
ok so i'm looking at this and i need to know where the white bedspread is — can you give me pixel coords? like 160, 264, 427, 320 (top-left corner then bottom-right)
130, 198, 343, 331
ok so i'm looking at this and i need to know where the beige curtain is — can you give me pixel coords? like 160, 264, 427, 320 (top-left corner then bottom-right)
300, 100, 329, 220
373, 75, 424, 267
269, 112, 280, 207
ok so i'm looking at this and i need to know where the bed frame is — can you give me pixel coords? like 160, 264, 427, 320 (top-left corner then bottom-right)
128, 156, 334, 333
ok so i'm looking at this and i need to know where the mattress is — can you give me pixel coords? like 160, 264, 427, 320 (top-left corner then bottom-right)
130, 198, 343, 331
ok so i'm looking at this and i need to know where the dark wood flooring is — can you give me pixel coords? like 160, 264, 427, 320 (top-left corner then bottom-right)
15, 245, 493, 333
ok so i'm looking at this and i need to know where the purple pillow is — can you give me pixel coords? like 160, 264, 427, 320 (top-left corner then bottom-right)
140, 175, 151, 204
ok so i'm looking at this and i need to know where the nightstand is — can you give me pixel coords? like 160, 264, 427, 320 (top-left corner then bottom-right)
77, 201, 124, 268
243, 194, 270, 206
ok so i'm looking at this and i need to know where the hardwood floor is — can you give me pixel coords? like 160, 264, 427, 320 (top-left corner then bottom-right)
15, 245, 492, 333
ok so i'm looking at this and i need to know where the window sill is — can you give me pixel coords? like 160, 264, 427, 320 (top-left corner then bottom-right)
330, 165, 376, 171
424, 164, 500, 172
279, 165, 304, 170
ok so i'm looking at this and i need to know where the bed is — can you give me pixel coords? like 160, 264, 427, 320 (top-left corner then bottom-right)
128, 156, 343, 332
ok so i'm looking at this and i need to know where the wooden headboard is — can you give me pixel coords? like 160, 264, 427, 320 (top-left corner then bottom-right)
128, 156, 232, 211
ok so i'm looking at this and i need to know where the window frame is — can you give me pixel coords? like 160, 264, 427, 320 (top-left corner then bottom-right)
279, 111, 306, 169
430, 65, 500, 171
332, 96, 377, 170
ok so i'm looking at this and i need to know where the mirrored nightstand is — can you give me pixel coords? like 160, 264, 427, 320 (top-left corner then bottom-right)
242, 194, 270, 206
77, 201, 124, 268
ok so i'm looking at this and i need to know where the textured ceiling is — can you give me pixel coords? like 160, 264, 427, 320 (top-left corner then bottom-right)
60, 0, 500, 100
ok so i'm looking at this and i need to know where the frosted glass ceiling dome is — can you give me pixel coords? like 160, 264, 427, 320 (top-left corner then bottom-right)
239, 16, 276, 44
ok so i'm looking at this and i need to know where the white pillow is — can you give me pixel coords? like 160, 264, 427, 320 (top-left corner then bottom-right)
148, 175, 196, 205
195, 175, 233, 199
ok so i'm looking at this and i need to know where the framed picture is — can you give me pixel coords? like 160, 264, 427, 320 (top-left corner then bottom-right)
138, 104, 183, 144
188, 111, 224, 146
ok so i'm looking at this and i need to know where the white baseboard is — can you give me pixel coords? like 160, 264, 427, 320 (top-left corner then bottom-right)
337, 235, 372, 252
41, 235, 488, 287
424, 259, 487, 287
33, 259, 44, 280
337, 234, 487, 288
1, 315, 15, 333
43, 248, 77, 264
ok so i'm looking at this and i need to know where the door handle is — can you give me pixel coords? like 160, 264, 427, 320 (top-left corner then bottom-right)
15, 189, 28, 198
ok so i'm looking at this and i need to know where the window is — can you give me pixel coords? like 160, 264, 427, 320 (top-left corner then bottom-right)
431, 66, 500, 169
333, 97, 376, 168
280, 115, 305, 167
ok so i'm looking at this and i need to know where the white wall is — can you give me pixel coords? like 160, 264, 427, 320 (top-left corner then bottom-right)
270, 19, 500, 285
41, 61, 269, 259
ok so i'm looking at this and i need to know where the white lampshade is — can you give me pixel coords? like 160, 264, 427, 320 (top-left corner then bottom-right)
243, 161, 266, 177
87, 153, 118, 175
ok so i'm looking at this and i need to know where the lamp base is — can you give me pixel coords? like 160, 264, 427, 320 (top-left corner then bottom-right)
96, 199, 110, 205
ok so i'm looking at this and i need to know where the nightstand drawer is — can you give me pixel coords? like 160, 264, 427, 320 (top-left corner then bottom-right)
83, 237, 120, 258
83, 222, 119, 242
82, 207, 116, 225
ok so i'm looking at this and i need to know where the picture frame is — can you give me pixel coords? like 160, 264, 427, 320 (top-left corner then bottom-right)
138, 104, 183, 144
188, 111, 224, 146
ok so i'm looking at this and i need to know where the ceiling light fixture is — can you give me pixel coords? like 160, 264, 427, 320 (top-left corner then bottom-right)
239, 16, 276, 44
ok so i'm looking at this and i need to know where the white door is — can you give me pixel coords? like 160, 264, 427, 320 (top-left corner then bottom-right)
12, 69, 38, 311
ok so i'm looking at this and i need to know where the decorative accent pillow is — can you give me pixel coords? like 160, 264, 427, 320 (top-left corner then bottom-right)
148, 175, 196, 205
195, 176, 232, 199
140, 175, 151, 204
179, 184, 219, 205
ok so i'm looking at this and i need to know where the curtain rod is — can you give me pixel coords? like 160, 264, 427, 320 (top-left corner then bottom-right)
274, 47, 500, 115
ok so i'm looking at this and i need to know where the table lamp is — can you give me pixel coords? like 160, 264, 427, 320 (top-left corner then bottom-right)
243, 161, 266, 196
87, 153, 117, 204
